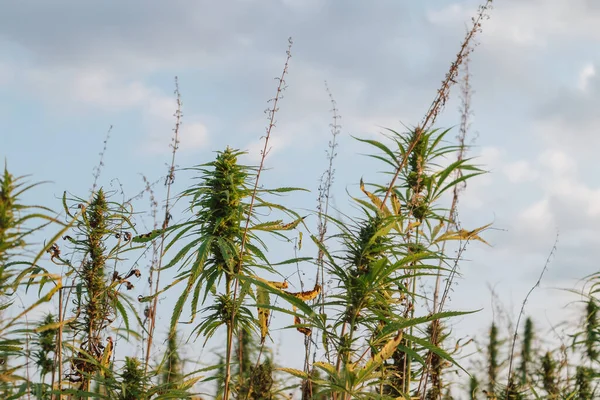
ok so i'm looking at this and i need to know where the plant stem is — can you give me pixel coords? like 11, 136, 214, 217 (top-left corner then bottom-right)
145, 77, 182, 377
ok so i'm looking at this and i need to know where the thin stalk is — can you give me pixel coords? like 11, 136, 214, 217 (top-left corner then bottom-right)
405, 227, 421, 396
406, 274, 417, 394
505, 233, 558, 398
222, 37, 292, 400
316, 81, 340, 367
55, 287, 64, 400
90, 125, 112, 196
24, 308, 31, 400
145, 77, 182, 376
139, 173, 158, 361
419, 41, 473, 399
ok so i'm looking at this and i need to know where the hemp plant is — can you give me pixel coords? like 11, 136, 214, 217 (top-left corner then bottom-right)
56, 189, 141, 394
147, 146, 306, 398
281, 126, 488, 399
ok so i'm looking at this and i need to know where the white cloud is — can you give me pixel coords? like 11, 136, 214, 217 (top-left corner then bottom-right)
426, 3, 467, 25
503, 160, 539, 183
489, 0, 600, 44
180, 122, 210, 150
578, 63, 596, 91
72, 71, 155, 109
478, 146, 503, 171
243, 133, 290, 163
6, 64, 210, 154
19, 66, 170, 112
428, 0, 600, 60
517, 198, 554, 232
458, 146, 501, 210
143, 120, 210, 155
537, 149, 577, 177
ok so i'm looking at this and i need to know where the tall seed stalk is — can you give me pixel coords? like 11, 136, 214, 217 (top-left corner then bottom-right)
505, 234, 558, 398
145, 76, 182, 376
301, 81, 341, 400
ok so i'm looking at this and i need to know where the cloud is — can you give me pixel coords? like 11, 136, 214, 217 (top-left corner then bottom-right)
180, 122, 209, 150
143, 120, 210, 155
431, 0, 600, 44
538, 149, 577, 177
534, 62, 600, 154
578, 63, 596, 91
0, 61, 211, 154
0, 0, 459, 163
503, 160, 539, 183
69, 70, 158, 110
517, 198, 554, 233
457, 143, 600, 285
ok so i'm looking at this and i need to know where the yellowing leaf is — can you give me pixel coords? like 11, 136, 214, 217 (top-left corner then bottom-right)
286, 284, 321, 301
431, 220, 445, 240
99, 337, 114, 377
276, 367, 310, 380
297, 326, 312, 336
34, 317, 77, 332
280, 216, 307, 230
252, 275, 289, 290
292, 305, 312, 336
391, 192, 402, 215
314, 361, 336, 376
268, 280, 289, 289
357, 330, 403, 382
257, 287, 270, 344
434, 223, 492, 245
406, 220, 421, 233
360, 178, 391, 215
390, 192, 405, 233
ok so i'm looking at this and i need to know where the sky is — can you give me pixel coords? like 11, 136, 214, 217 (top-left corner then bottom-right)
1, 0, 600, 395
